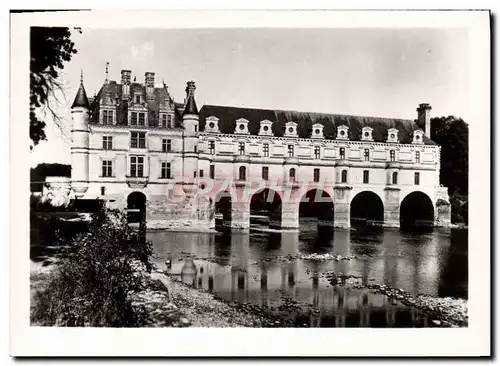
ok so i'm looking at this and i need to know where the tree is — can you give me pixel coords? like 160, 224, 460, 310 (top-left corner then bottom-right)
431, 116, 469, 196
30, 27, 80, 147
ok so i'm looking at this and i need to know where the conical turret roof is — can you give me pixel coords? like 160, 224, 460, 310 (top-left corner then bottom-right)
72, 82, 90, 108
183, 81, 198, 116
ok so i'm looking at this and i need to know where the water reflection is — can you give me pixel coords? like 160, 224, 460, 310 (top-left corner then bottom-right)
150, 226, 467, 327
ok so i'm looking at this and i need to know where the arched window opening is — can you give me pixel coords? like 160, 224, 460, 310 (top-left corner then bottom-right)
238, 166, 246, 181
289, 168, 296, 182
341, 170, 348, 183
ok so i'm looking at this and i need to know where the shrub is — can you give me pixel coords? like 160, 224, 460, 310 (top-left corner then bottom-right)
32, 209, 153, 327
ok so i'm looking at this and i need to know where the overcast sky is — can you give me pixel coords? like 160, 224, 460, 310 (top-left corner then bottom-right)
31, 27, 469, 166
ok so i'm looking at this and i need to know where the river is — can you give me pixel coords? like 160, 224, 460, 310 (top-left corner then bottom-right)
149, 219, 468, 327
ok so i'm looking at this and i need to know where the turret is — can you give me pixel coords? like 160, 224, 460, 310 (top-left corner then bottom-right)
182, 81, 199, 195
417, 103, 432, 139
71, 70, 90, 197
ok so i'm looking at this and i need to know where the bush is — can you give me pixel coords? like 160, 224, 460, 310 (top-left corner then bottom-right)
32, 209, 153, 327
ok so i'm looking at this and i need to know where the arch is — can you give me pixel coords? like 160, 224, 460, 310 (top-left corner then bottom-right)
250, 188, 282, 229
350, 191, 384, 227
127, 191, 146, 223
341, 169, 348, 183
299, 189, 334, 229
400, 191, 434, 229
214, 190, 232, 232
238, 166, 246, 180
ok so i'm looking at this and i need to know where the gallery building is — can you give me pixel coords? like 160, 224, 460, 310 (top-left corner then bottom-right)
70, 69, 451, 231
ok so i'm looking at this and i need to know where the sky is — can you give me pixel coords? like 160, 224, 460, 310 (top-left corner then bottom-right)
30, 27, 470, 167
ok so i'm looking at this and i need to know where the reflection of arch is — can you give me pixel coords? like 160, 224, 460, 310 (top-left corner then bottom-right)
299, 189, 334, 227
400, 191, 434, 229
250, 188, 282, 229
127, 191, 146, 223
350, 191, 384, 227
214, 191, 232, 232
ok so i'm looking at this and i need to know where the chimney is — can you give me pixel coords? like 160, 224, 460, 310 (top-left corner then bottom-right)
417, 103, 432, 139
121, 70, 131, 99
145, 72, 155, 98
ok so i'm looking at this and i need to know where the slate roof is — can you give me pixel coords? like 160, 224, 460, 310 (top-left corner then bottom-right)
198, 104, 437, 145
88, 80, 182, 128
71, 82, 90, 108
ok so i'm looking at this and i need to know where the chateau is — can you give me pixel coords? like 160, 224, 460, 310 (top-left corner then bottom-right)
70, 69, 451, 231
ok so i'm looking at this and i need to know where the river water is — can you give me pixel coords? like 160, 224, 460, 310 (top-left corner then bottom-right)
149, 220, 468, 327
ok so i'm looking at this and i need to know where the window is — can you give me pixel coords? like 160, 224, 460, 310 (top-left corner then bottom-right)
339, 147, 345, 160
313, 168, 320, 182
414, 172, 420, 185
160, 162, 171, 179
209, 141, 215, 155
238, 166, 246, 180
239, 142, 245, 155
102, 160, 113, 177
392, 172, 398, 184
135, 94, 141, 104
199, 169, 204, 178
263, 143, 269, 157
288, 145, 294, 158
314, 146, 320, 159
415, 151, 420, 164
102, 110, 114, 125
194, 171, 197, 178
161, 114, 167, 128
363, 170, 369, 184
130, 112, 138, 126
100, 186, 106, 196
162, 139, 171, 152
194, 145, 198, 153
130, 156, 144, 178
390, 150, 396, 162
102, 136, 113, 150
262, 166, 269, 181
289, 168, 296, 181
364, 149, 370, 161
194, 125, 198, 133
167, 115, 173, 128
341, 170, 348, 183
138, 112, 145, 126
131, 132, 146, 148
210, 165, 215, 179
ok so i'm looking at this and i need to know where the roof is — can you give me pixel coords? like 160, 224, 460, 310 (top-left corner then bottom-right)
88, 80, 182, 127
198, 104, 437, 145
183, 93, 198, 115
71, 82, 90, 108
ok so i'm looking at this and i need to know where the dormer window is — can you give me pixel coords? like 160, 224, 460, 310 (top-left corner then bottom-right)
284, 122, 298, 137
259, 120, 273, 136
412, 129, 424, 144
134, 94, 141, 104
311, 123, 324, 139
361, 127, 373, 141
130, 111, 147, 127
387, 128, 399, 143
102, 109, 114, 125
160, 113, 173, 128
336, 125, 349, 140
205, 116, 220, 133
235, 118, 249, 135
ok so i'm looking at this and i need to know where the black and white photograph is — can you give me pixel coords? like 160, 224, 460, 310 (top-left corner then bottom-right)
9, 9, 490, 357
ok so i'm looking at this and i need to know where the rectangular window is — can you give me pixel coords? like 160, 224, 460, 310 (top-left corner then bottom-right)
314, 146, 320, 159
130, 112, 138, 126
210, 165, 215, 179
363, 170, 369, 184
102, 110, 114, 125
102, 136, 113, 150
167, 114, 173, 128
161, 162, 171, 179
313, 168, 320, 182
415, 151, 420, 164
194, 125, 198, 133
130, 156, 144, 178
364, 149, 370, 161
262, 166, 269, 181
194, 171, 197, 178
194, 145, 198, 153
200, 169, 204, 178
161, 114, 167, 128
135, 94, 141, 104
390, 150, 396, 162
239, 142, 245, 155
263, 143, 269, 157
102, 160, 112, 177
162, 139, 171, 153
339, 147, 345, 160
209, 141, 215, 155
138, 112, 145, 126
414, 172, 420, 185
288, 145, 294, 158
131, 132, 146, 149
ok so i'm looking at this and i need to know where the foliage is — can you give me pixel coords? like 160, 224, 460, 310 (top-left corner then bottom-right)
449, 193, 468, 225
431, 116, 469, 196
31, 163, 71, 192
32, 209, 153, 327
30, 27, 80, 147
